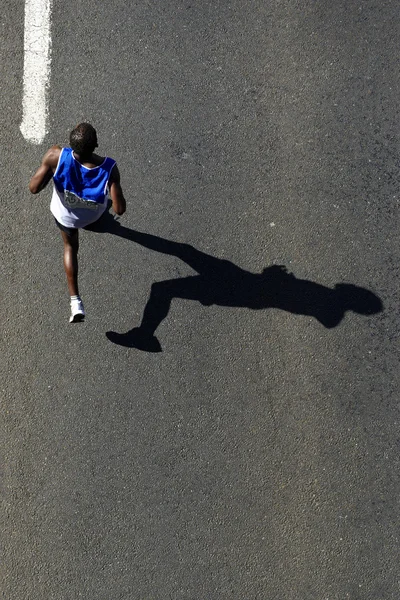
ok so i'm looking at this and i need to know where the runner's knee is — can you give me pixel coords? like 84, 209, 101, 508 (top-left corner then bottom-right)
62, 231, 79, 251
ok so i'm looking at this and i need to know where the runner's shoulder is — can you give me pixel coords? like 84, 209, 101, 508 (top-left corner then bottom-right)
91, 152, 106, 166
109, 162, 120, 184
44, 144, 62, 169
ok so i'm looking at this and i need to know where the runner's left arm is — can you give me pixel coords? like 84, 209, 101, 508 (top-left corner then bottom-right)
29, 145, 61, 194
109, 164, 126, 215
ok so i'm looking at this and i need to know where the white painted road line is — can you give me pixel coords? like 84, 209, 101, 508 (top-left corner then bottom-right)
20, 0, 52, 144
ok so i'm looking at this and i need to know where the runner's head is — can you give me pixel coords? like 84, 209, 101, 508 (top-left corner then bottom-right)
70, 123, 98, 156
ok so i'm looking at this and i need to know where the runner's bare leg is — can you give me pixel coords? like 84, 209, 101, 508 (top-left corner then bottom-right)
60, 230, 79, 297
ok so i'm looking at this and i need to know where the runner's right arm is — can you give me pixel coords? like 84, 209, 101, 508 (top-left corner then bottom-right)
29, 145, 61, 194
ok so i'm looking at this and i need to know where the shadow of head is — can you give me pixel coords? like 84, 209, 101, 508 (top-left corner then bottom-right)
335, 283, 383, 315
259, 266, 383, 328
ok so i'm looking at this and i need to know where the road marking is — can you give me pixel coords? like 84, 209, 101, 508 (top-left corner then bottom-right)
20, 0, 52, 144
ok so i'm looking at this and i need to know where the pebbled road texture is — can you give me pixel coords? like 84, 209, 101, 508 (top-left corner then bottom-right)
1, 1, 399, 598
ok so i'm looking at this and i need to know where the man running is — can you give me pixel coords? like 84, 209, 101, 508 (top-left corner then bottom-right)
29, 123, 126, 322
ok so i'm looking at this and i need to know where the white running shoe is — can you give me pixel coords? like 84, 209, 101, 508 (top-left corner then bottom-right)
69, 297, 85, 323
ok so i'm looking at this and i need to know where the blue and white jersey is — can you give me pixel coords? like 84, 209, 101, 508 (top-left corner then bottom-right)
51, 147, 116, 228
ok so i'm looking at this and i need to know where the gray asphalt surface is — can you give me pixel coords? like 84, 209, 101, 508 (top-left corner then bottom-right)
1, 1, 399, 598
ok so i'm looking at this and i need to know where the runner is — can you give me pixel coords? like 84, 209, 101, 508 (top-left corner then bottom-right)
29, 123, 126, 322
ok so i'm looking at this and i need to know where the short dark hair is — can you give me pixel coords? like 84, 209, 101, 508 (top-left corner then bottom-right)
69, 123, 98, 155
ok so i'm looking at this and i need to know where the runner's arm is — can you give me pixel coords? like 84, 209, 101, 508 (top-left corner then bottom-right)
29, 145, 61, 194
109, 164, 126, 215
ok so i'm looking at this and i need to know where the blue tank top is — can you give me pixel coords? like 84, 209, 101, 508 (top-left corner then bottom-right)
53, 147, 116, 208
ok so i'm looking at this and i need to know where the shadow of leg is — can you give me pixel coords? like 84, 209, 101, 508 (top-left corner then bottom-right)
106, 328, 162, 352
106, 276, 203, 352
111, 226, 235, 279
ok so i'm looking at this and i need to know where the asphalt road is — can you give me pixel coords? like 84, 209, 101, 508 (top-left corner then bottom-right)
1, 1, 399, 599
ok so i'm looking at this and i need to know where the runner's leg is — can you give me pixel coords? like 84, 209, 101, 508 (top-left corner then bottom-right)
60, 229, 79, 296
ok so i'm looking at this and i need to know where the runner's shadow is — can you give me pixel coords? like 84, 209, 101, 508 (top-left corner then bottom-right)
89, 213, 383, 352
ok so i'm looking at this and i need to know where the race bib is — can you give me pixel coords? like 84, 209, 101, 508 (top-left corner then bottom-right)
64, 189, 100, 211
